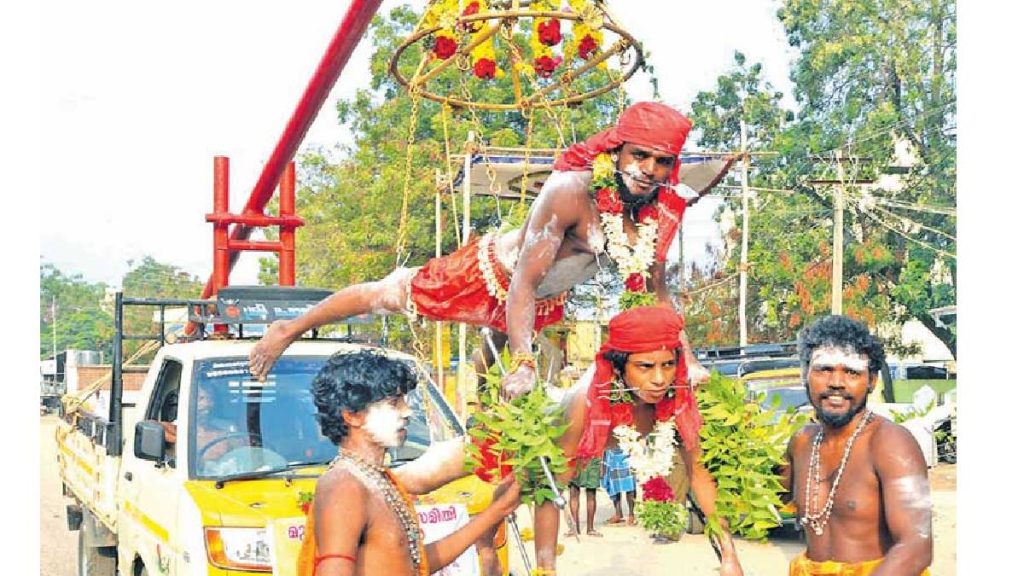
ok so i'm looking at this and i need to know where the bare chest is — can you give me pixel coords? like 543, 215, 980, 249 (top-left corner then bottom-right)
794, 442, 881, 529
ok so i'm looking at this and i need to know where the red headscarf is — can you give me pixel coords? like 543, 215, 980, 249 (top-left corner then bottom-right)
553, 102, 693, 263
575, 305, 703, 460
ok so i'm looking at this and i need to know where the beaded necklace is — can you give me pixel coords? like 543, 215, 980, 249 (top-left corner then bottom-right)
333, 449, 429, 576
801, 411, 874, 536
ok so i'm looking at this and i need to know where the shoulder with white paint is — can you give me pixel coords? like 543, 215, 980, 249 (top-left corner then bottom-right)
868, 415, 929, 472
536, 170, 592, 202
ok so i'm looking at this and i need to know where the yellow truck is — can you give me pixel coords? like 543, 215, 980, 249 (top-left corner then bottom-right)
56, 288, 507, 576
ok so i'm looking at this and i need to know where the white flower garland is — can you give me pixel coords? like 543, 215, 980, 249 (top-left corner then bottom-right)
612, 420, 677, 484
599, 211, 659, 280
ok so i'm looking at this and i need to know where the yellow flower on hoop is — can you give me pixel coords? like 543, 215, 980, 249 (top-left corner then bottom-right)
567, 0, 605, 67
469, 4, 503, 80
422, 0, 459, 31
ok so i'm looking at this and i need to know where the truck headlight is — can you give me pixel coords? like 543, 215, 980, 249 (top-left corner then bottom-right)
205, 527, 272, 572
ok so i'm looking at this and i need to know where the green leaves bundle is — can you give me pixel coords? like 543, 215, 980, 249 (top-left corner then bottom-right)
465, 360, 569, 507
696, 373, 809, 540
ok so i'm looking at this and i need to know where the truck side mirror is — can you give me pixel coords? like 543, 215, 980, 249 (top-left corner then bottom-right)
135, 420, 167, 462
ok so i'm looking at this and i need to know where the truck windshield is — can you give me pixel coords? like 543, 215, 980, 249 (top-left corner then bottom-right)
189, 356, 460, 480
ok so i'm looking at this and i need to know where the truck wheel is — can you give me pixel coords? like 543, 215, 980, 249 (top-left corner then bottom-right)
77, 528, 116, 576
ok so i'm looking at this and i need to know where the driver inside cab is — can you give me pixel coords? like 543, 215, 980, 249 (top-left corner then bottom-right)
159, 384, 246, 470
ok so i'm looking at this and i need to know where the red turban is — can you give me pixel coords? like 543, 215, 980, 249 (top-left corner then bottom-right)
553, 102, 693, 263
575, 305, 703, 460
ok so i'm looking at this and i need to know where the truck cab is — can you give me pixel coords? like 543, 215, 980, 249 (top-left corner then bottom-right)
57, 289, 507, 576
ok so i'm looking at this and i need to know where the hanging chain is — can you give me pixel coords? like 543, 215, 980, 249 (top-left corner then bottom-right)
439, 100, 463, 247
395, 88, 423, 266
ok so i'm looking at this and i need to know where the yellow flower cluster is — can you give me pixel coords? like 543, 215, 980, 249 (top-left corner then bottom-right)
592, 152, 615, 182
566, 0, 605, 67
421, 0, 459, 31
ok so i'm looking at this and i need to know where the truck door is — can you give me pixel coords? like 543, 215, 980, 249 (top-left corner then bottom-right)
121, 357, 184, 574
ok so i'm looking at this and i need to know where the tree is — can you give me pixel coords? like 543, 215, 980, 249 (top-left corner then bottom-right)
685, 0, 956, 356
39, 262, 113, 359
776, 0, 957, 355
120, 256, 204, 360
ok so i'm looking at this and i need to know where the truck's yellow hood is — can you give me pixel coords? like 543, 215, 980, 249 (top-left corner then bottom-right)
185, 470, 495, 526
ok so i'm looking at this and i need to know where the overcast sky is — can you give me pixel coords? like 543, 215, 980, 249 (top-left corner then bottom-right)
37, 0, 797, 286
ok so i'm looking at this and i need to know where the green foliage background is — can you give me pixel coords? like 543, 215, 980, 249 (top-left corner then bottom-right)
685, 0, 956, 355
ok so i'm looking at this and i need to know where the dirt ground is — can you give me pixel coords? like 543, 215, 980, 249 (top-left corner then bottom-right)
39, 415, 955, 575
507, 465, 956, 576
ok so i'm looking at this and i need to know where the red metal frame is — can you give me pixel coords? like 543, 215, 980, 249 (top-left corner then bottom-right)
198, 0, 384, 299
206, 157, 303, 294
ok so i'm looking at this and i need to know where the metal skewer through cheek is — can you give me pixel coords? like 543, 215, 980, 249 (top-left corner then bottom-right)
482, 329, 580, 547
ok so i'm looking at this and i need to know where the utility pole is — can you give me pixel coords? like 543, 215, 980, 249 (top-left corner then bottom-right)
52, 295, 57, 361
738, 121, 750, 346
808, 151, 873, 315
832, 150, 846, 314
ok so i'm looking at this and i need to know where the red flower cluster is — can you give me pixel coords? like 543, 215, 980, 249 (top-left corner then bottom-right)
641, 476, 676, 503
472, 436, 512, 483
637, 203, 659, 224
625, 272, 646, 292
595, 187, 623, 214
537, 18, 562, 46
433, 35, 457, 60
474, 58, 497, 79
533, 54, 562, 78
577, 34, 599, 60
459, 1, 482, 32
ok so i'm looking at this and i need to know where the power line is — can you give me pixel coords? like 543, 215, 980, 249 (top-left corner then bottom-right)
870, 205, 957, 243
873, 197, 956, 217
862, 209, 956, 260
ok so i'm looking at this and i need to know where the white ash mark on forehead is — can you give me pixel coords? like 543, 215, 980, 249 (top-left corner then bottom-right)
810, 346, 869, 371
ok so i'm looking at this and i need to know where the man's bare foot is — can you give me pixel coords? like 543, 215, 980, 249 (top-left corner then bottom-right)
586, 529, 603, 537
248, 320, 293, 381
626, 516, 637, 526
604, 516, 625, 526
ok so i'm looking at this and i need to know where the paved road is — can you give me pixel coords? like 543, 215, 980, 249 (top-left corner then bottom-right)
40, 415, 78, 576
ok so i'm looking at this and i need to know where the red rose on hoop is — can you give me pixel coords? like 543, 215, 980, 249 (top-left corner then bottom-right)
459, 1, 482, 32
533, 54, 562, 78
637, 203, 659, 224
433, 35, 457, 60
641, 477, 676, 503
625, 272, 646, 293
474, 58, 497, 79
537, 18, 562, 46
577, 34, 598, 60
595, 187, 623, 214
